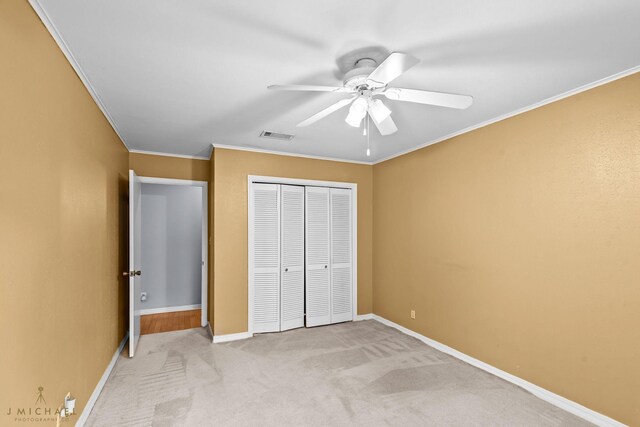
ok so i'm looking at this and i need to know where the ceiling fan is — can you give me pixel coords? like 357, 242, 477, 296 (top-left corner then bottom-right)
268, 52, 473, 138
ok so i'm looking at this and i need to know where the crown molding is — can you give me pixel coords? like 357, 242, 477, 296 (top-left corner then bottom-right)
28, 0, 130, 152
129, 149, 211, 161
214, 66, 639, 166
30, 0, 638, 168
211, 144, 373, 165
372, 65, 640, 164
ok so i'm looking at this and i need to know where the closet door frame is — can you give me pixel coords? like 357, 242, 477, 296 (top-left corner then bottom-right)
248, 175, 358, 335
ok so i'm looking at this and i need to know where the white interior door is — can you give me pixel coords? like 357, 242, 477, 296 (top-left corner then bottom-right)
330, 188, 353, 324
305, 186, 331, 327
128, 170, 142, 357
280, 185, 305, 331
251, 183, 281, 333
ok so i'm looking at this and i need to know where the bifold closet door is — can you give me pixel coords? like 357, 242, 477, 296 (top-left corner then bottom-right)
280, 185, 305, 331
305, 186, 331, 327
251, 183, 280, 333
330, 188, 353, 323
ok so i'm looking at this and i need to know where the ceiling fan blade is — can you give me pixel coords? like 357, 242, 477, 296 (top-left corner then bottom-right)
384, 88, 473, 109
297, 96, 357, 127
268, 84, 353, 93
370, 111, 398, 136
366, 52, 420, 86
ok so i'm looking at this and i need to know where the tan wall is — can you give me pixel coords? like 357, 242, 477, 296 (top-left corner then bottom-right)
373, 73, 640, 425
129, 152, 214, 324
0, 1, 129, 424
3, 1, 635, 423
212, 148, 373, 335
129, 152, 210, 182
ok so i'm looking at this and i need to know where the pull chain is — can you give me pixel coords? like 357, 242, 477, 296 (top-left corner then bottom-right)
365, 114, 371, 157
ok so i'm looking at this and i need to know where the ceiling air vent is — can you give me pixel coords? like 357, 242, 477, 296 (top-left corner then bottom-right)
259, 131, 294, 141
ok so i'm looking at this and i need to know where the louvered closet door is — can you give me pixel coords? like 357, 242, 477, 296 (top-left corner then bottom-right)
305, 186, 331, 327
280, 185, 305, 331
252, 183, 280, 333
330, 188, 353, 323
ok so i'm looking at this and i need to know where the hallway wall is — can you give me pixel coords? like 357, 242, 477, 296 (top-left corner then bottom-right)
140, 184, 203, 310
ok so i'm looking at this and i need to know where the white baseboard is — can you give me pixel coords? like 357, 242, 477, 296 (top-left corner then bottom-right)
213, 316, 373, 343
370, 315, 625, 427
76, 333, 129, 427
138, 304, 201, 316
212, 331, 253, 344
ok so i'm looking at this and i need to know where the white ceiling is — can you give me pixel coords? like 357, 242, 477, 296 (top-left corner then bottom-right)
36, 0, 640, 163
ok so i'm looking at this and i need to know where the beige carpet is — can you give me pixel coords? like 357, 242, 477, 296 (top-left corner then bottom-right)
87, 320, 591, 426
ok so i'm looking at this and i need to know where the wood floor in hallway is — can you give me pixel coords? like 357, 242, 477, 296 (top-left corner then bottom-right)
140, 309, 201, 335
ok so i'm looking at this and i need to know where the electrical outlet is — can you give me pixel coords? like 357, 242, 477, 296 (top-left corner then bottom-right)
410, 310, 416, 319
140, 292, 147, 301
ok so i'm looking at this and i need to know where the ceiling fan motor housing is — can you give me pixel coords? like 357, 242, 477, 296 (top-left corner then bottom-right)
343, 58, 381, 90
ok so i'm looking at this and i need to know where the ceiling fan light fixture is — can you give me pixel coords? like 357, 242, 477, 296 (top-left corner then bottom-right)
368, 99, 391, 123
269, 51, 473, 139
345, 112, 364, 128
345, 97, 368, 127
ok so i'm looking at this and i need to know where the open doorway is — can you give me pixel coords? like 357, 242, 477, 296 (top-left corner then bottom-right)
130, 175, 208, 344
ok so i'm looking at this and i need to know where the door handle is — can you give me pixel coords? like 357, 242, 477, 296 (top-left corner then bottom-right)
123, 270, 142, 277
284, 268, 289, 272
324, 265, 328, 269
